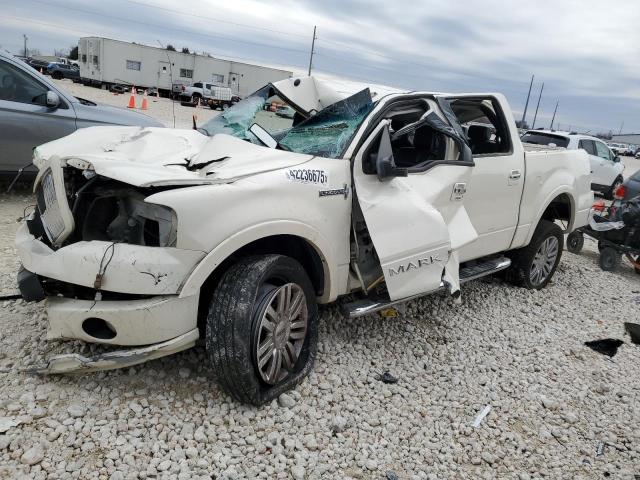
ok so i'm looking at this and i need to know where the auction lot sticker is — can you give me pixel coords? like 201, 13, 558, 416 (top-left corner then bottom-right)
285, 168, 329, 186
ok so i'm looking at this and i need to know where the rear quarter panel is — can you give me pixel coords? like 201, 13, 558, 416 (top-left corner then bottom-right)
512, 148, 592, 248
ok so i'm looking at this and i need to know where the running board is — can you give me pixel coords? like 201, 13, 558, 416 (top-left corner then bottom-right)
342, 256, 511, 319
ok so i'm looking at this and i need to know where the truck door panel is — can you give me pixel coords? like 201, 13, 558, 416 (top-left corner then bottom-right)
444, 95, 525, 262
353, 109, 476, 301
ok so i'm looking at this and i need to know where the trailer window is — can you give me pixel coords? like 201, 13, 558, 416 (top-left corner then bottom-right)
180, 68, 193, 79
212, 74, 224, 84
126, 60, 141, 71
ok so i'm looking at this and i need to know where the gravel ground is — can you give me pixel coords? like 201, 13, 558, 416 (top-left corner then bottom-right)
51, 78, 221, 129
1, 190, 640, 480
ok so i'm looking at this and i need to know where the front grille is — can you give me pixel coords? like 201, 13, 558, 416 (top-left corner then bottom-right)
37, 170, 66, 243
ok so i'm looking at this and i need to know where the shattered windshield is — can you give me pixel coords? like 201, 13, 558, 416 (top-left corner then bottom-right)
200, 85, 301, 143
279, 88, 374, 158
199, 85, 375, 159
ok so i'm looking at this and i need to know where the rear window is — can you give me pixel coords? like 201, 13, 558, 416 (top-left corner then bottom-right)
521, 132, 569, 148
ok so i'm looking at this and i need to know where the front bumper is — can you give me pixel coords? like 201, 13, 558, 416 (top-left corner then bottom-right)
45, 293, 199, 346
15, 222, 205, 296
28, 329, 199, 374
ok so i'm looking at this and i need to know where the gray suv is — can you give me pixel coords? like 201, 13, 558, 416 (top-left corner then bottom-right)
0, 50, 164, 175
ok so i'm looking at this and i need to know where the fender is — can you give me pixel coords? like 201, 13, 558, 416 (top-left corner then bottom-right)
179, 220, 343, 303
522, 185, 575, 246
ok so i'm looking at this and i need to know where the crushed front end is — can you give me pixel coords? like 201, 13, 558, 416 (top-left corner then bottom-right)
16, 159, 204, 373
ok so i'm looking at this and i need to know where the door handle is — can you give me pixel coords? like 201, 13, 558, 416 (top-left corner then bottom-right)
509, 170, 521, 180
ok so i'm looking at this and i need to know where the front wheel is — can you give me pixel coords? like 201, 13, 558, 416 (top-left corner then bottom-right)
506, 220, 563, 289
566, 231, 584, 254
206, 255, 317, 405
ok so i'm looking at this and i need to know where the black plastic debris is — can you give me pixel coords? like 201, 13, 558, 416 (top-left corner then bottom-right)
376, 371, 398, 384
584, 339, 624, 357
624, 323, 640, 345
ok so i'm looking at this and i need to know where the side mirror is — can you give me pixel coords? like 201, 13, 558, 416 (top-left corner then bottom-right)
249, 123, 277, 149
46, 91, 60, 109
613, 156, 621, 163
376, 124, 408, 181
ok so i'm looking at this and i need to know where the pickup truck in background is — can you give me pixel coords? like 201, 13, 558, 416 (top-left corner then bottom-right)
15, 77, 592, 405
179, 81, 236, 110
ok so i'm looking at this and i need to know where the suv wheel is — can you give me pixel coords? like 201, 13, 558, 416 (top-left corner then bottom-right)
506, 220, 563, 289
206, 255, 318, 405
52, 72, 63, 80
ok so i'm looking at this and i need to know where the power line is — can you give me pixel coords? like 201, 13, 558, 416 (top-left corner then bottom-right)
119, 0, 310, 40
26, 0, 310, 56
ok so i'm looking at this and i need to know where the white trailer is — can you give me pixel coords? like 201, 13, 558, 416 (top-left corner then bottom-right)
78, 37, 292, 98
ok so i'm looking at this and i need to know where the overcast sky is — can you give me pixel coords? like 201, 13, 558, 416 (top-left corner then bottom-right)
2, 0, 639, 133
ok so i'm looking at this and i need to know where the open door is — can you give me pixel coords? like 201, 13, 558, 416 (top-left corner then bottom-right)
352, 102, 477, 301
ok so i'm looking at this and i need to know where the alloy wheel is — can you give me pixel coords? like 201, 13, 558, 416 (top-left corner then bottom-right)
254, 283, 308, 385
529, 236, 559, 286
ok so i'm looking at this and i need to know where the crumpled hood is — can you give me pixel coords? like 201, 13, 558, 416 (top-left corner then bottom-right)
33, 126, 314, 187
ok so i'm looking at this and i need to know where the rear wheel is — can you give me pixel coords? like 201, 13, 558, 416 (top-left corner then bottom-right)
566, 231, 584, 254
205, 255, 317, 405
52, 72, 63, 80
506, 220, 563, 289
599, 247, 620, 272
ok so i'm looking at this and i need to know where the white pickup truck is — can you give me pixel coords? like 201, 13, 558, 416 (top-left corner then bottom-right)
16, 77, 592, 405
179, 81, 234, 110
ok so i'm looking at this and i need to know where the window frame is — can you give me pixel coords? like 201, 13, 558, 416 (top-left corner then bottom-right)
212, 73, 224, 84
358, 96, 475, 176
125, 60, 141, 71
578, 139, 596, 156
447, 95, 514, 158
179, 68, 193, 79
594, 141, 612, 161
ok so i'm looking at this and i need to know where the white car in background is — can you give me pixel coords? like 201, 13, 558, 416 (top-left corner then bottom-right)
521, 130, 624, 199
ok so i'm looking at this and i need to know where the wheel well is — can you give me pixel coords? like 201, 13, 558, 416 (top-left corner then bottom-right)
196, 235, 325, 335
540, 193, 573, 229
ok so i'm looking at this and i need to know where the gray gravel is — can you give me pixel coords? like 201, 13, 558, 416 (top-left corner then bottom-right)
1, 191, 640, 479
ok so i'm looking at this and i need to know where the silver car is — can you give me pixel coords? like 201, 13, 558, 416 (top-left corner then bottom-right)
0, 50, 163, 175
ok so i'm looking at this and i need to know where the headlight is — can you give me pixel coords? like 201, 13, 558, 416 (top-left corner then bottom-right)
81, 193, 177, 247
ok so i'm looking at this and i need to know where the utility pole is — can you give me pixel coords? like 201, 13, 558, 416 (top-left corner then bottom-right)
307, 26, 316, 76
521, 74, 534, 126
23, 34, 28, 57
550, 100, 559, 130
531, 82, 544, 129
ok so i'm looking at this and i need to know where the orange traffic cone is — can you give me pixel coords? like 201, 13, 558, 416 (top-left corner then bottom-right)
141, 90, 148, 110
127, 86, 136, 108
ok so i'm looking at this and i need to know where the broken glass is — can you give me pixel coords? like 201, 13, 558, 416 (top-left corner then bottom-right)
279, 89, 375, 159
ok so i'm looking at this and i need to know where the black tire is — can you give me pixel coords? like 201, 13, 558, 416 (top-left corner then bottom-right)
605, 176, 623, 200
505, 220, 564, 289
52, 72, 62, 80
566, 231, 584, 254
206, 255, 318, 405
599, 247, 620, 272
